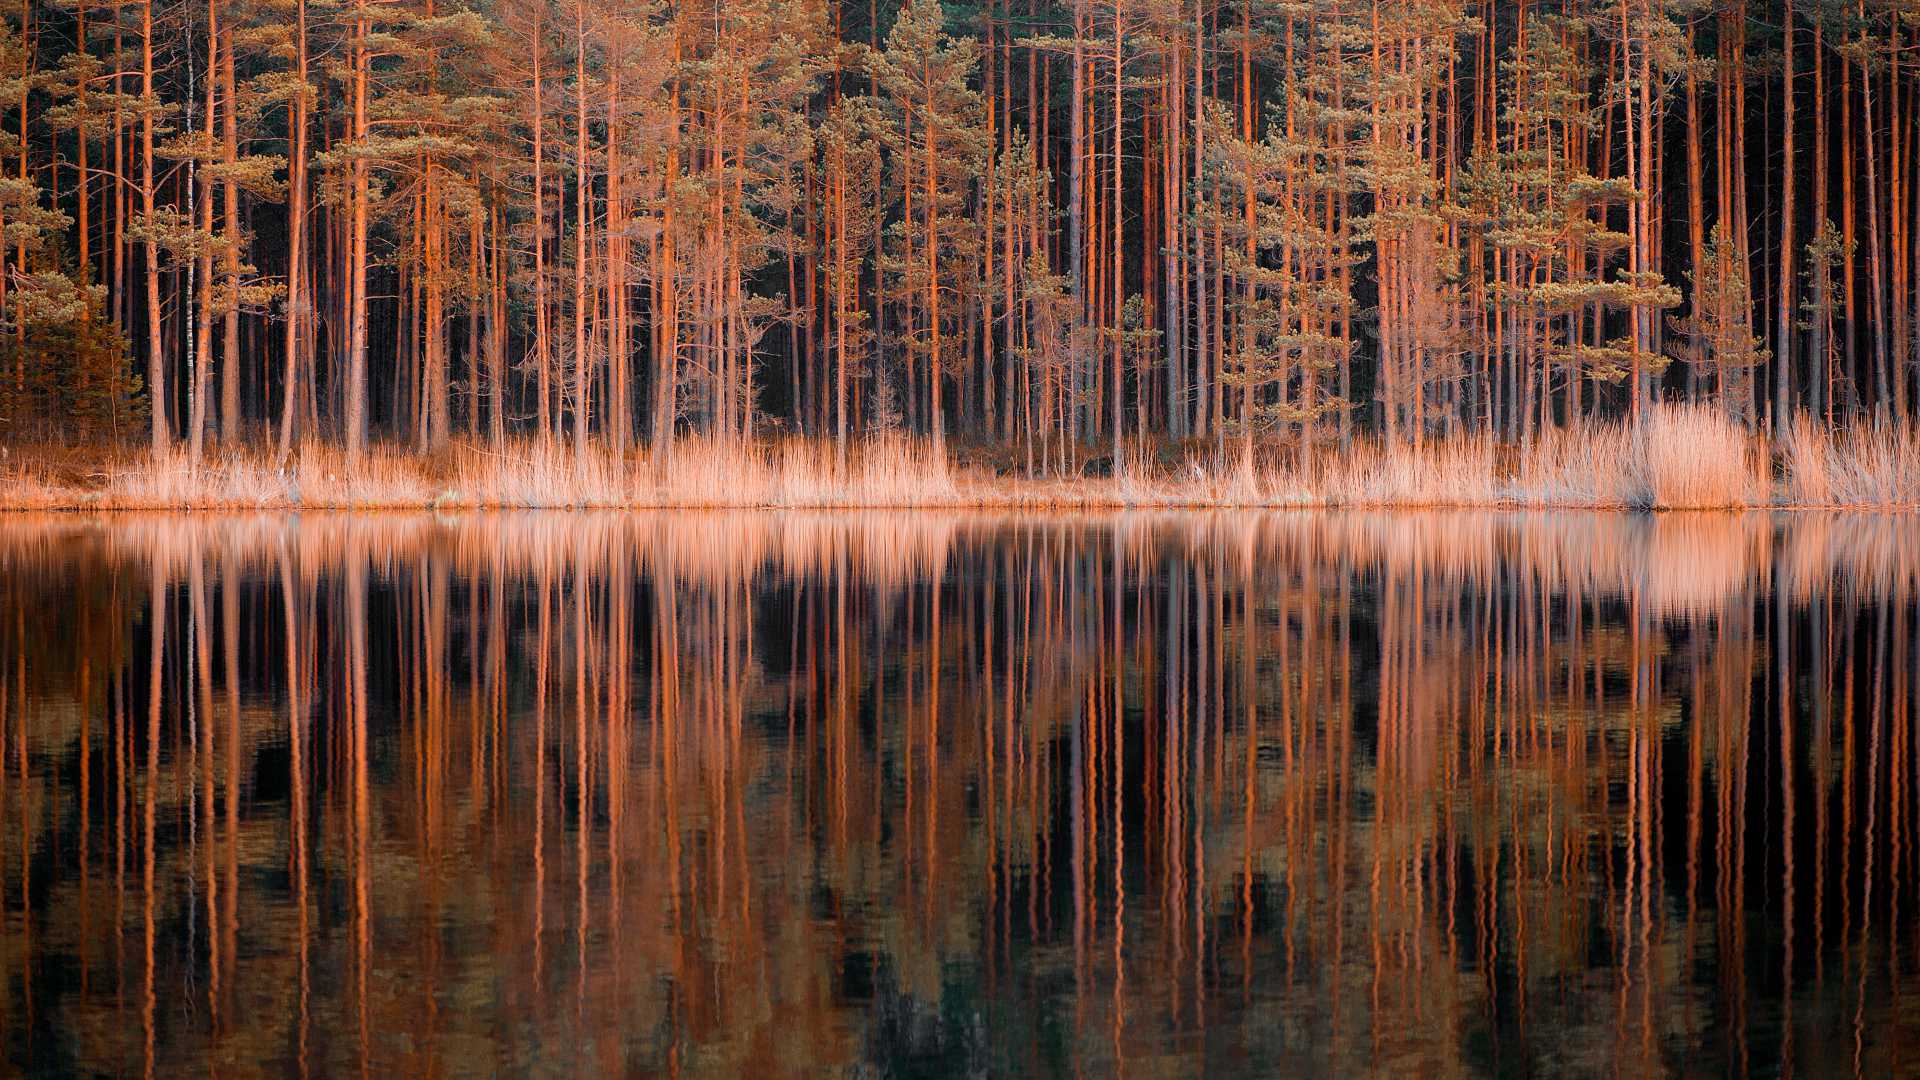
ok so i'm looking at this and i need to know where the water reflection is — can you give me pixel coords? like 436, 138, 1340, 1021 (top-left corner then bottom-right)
1, 511, 1918, 1075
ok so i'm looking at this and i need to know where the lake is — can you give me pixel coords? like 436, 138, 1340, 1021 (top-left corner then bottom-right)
0, 511, 1916, 1076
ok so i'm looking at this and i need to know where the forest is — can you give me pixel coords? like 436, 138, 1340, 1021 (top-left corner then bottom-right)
0, 0, 1913, 480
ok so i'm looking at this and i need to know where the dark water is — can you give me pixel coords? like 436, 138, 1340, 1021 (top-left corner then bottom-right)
1, 511, 1918, 1077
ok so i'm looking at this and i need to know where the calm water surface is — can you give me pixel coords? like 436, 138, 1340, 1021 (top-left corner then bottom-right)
2, 511, 1918, 1077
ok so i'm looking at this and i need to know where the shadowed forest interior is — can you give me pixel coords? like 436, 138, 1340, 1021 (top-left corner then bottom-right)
0, 0, 1917, 472
1, 512, 1919, 1073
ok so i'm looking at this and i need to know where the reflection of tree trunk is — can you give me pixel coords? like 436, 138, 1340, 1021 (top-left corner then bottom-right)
1775, 547, 1795, 1056
45, 509, 1920, 1077
607, 544, 630, 919
346, 551, 371, 1068
189, 556, 217, 1009
655, 561, 682, 933
221, 556, 240, 1015
533, 556, 551, 989
1239, 532, 1256, 978
142, 552, 163, 1080
277, 541, 312, 1070
573, 546, 590, 1003
1070, 622, 1085, 987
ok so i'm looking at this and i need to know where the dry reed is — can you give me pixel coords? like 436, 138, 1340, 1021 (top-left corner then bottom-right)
1781, 418, 1920, 508
0, 404, 1911, 511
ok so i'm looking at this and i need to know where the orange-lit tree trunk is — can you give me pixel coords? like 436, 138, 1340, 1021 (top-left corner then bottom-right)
345, 0, 371, 459
278, 0, 311, 457
141, 0, 167, 452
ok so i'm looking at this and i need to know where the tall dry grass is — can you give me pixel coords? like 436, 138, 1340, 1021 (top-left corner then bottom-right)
1622, 404, 1768, 509
1273, 404, 1764, 509
0, 403, 1910, 511
1781, 418, 1920, 508
0, 436, 967, 511
446, 435, 963, 507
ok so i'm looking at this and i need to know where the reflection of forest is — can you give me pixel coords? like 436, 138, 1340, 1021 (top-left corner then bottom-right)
0, 511, 1917, 1075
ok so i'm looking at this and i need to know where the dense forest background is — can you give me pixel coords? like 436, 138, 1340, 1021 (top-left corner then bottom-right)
0, 0, 1910, 465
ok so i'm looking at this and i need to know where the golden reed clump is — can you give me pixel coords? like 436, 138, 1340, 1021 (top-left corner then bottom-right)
0, 404, 1915, 511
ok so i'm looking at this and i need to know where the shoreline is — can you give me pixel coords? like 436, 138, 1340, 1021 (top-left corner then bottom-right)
5, 490, 1918, 514
5, 406, 1918, 514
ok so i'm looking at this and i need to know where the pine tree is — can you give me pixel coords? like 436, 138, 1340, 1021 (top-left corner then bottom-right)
818, 93, 885, 454
869, 0, 985, 449
1667, 221, 1768, 414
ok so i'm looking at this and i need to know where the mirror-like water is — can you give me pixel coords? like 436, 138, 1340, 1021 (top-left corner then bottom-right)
1, 511, 1917, 1077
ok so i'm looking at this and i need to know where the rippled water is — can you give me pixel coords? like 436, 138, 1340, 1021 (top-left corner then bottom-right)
1, 511, 1918, 1076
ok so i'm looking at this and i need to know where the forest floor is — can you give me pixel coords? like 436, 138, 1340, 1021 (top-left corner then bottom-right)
3, 405, 1917, 512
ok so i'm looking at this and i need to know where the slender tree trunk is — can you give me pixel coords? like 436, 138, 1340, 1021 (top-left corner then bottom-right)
490, 195, 507, 445
1842, 63, 1857, 415
1068, 0, 1085, 442
573, 0, 590, 458
925, 65, 944, 450
75, 1, 90, 299
1810, 29, 1828, 422
651, 29, 680, 455
1111, 7, 1123, 468
141, 0, 167, 453
1774, 0, 1795, 434
346, 3, 371, 459
1860, 10, 1891, 424
278, 0, 310, 457
187, 0, 217, 463
833, 138, 848, 461
606, 64, 628, 454
1686, 18, 1705, 397
532, 10, 552, 446
220, 31, 241, 446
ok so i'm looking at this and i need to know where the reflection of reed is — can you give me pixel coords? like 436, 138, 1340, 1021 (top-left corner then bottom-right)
0, 511, 1916, 1075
